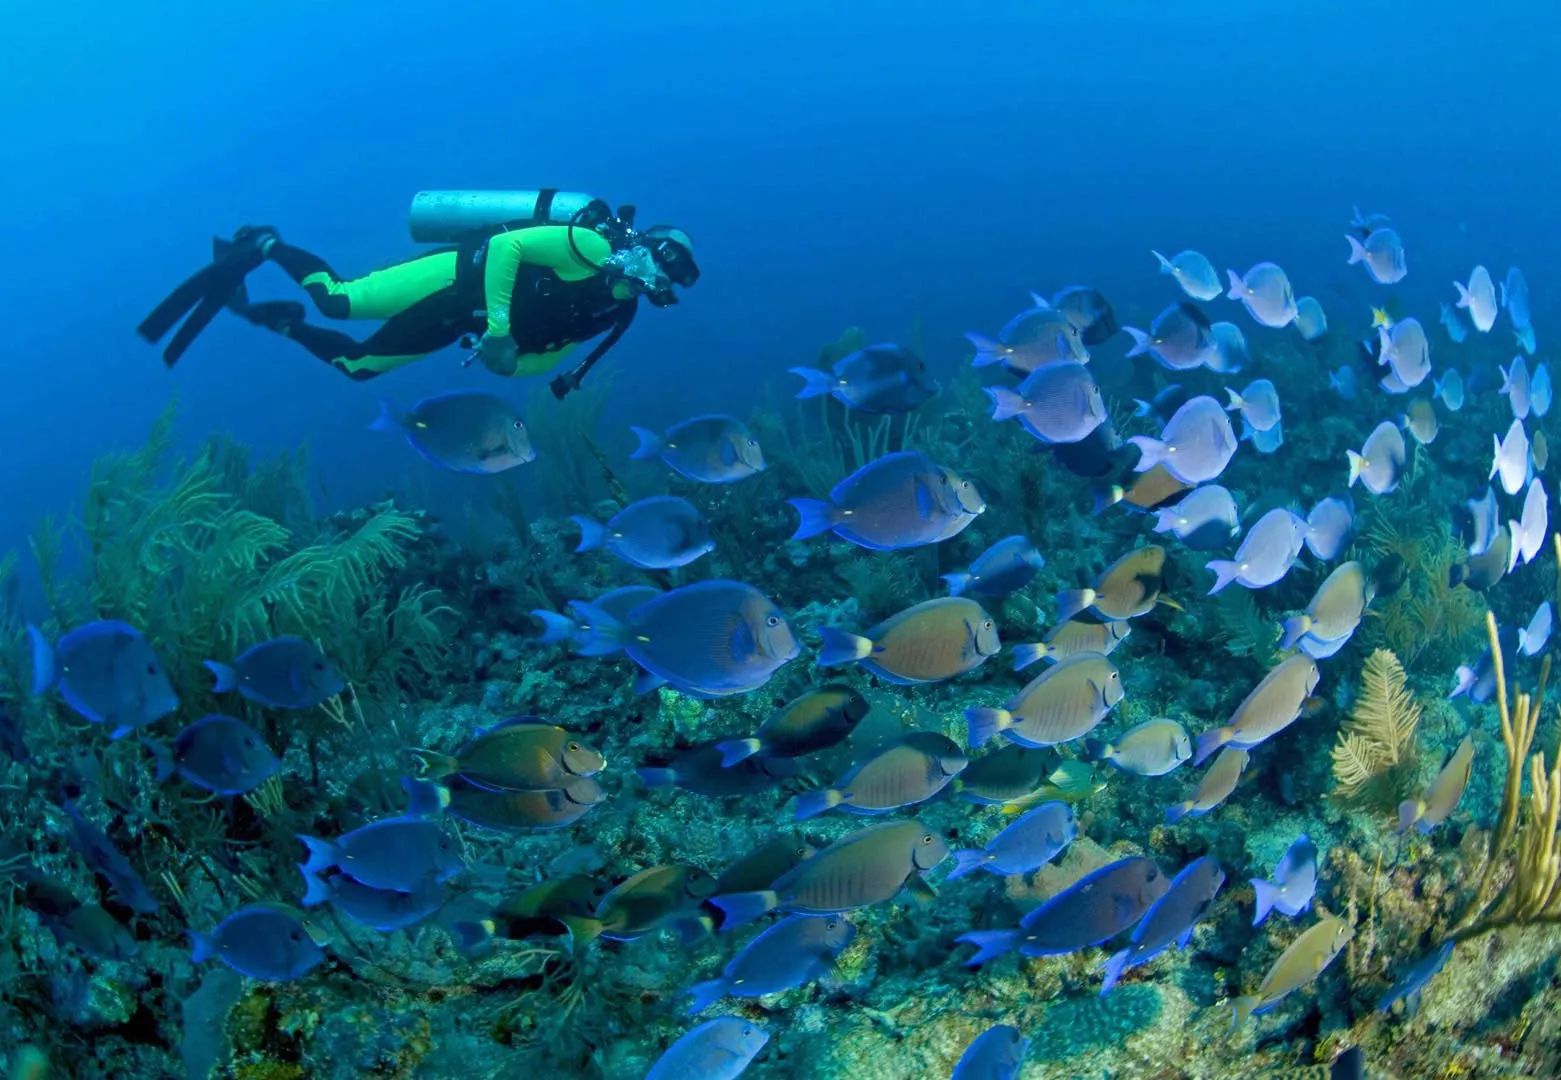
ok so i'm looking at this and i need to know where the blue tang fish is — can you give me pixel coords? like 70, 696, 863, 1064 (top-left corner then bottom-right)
370, 391, 533, 474
145, 715, 280, 796
789, 450, 984, 551
943, 535, 1045, 599
191, 903, 325, 982
1101, 856, 1225, 993
572, 495, 714, 570
206, 637, 344, 710
646, 1017, 769, 1080
952, 1024, 1029, 1080
684, 913, 856, 1014
1251, 835, 1317, 926
630, 414, 765, 484
29, 621, 178, 739
298, 816, 463, 893
790, 343, 941, 414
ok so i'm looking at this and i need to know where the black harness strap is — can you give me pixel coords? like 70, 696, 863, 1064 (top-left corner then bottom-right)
550, 302, 638, 399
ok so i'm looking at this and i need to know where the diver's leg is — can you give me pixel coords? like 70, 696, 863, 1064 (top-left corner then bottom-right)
265, 244, 459, 322
244, 288, 470, 381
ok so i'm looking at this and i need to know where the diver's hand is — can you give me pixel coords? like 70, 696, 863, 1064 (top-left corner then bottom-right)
475, 331, 519, 376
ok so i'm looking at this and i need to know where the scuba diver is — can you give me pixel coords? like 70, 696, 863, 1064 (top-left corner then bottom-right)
137, 190, 699, 399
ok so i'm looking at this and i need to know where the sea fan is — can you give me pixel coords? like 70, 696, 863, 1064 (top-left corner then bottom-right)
1330, 648, 1423, 810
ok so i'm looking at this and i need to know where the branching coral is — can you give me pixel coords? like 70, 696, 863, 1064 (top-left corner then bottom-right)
1330, 648, 1422, 811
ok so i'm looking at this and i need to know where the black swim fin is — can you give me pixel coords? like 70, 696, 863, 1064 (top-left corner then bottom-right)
137, 228, 276, 367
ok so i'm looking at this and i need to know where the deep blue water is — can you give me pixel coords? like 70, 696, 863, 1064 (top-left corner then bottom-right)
2, 0, 1556, 569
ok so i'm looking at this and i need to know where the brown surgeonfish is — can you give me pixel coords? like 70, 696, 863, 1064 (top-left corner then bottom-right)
715, 684, 869, 766
709, 819, 949, 929
441, 774, 604, 831
1193, 654, 1319, 765
966, 652, 1123, 748
1055, 545, 1173, 622
1231, 915, 1354, 1024
1279, 560, 1371, 651
819, 597, 1001, 685
1011, 619, 1131, 671
450, 873, 610, 952
793, 731, 967, 820
1166, 747, 1249, 822
563, 864, 718, 946
410, 717, 604, 795
1399, 735, 1475, 833
954, 744, 1058, 804
1094, 464, 1192, 514
1449, 526, 1511, 591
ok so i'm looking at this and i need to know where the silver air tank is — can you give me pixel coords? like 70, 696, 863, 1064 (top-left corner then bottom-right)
407, 190, 602, 244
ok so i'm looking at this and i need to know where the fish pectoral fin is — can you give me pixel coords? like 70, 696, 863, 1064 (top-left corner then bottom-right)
914, 477, 936, 521
902, 876, 937, 905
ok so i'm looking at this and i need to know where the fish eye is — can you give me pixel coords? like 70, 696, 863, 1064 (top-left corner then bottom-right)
982, 620, 994, 630
243, 736, 256, 748
567, 742, 582, 752
313, 661, 326, 671
512, 420, 524, 429
289, 929, 303, 941
766, 615, 781, 627
1110, 671, 1120, 681
795, 846, 808, 857
146, 662, 158, 675
921, 834, 935, 845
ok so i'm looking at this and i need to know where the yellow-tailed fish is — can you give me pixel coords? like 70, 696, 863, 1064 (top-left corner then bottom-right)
793, 732, 967, 820
564, 864, 717, 946
1279, 561, 1370, 652
966, 652, 1123, 748
819, 597, 1000, 684
1166, 747, 1248, 822
442, 775, 604, 831
410, 718, 605, 794
1231, 915, 1354, 1024
1402, 398, 1438, 446
1193, 654, 1319, 765
1056, 545, 1172, 621
955, 745, 1057, 805
1011, 619, 1131, 671
715, 684, 869, 766
1083, 717, 1192, 777
999, 760, 1107, 813
1398, 735, 1475, 833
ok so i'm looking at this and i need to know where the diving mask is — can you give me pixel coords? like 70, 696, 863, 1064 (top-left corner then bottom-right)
606, 244, 678, 306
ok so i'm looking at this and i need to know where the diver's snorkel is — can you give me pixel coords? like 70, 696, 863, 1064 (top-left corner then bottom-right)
603, 244, 677, 306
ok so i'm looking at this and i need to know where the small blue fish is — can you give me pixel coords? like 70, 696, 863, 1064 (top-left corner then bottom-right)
1378, 318, 1431, 390
986, 361, 1108, 444
1502, 356, 1532, 421
1152, 249, 1222, 302
1329, 364, 1359, 401
299, 868, 445, 932
1225, 379, 1281, 432
572, 495, 714, 570
1101, 857, 1224, 993
630, 415, 765, 484
190, 904, 324, 981
1295, 296, 1328, 341
1450, 629, 1512, 704
646, 1017, 769, 1080
62, 800, 159, 914
1351, 206, 1392, 231
943, 535, 1045, 598
206, 637, 344, 710
1503, 266, 1532, 331
1129, 396, 1237, 485
1251, 835, 1317, 926
29, 621, 178, 739
370, 392, 533, 474
1304, 495, 1355, 561
1345, 228, 1407, 284
790, 344, 941, 415
1519, 602, 1552, 657
1153, 486, 1240, 551
299, 817, 463, 893
1533, 362, 1553, 417
1490, 419, 1532, 497
1456, 265, 1498, 332
789, 451, 984, 550
1465, 487, 1500, 557
684, 914, 856, 1014
1050, 286, 1120, 345
1515, 325, 1538, 355
1349, 421, 1408, 496
958, 856, 1169, 964
952, 1024, 1030, 1080
1123, 302, 1216, 371
1242, 416, 1284, 454
946, 801, 1076, 880
1205, 508, 1307, 594
1206, 321, 1249, 373
531, 585, 661, 648
145, 715, 279, 796
574, 580, 800, 698
1511, 478, 1549, 567
1434, 368, 1465, 411
1132, 384, 1190, 426
1377, 941, 1454, 1016
1439, 301, 1469, 343
1226, 263, 1298, 328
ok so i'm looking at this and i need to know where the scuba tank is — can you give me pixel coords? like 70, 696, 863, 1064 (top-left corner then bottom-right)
407, 189, 610, 243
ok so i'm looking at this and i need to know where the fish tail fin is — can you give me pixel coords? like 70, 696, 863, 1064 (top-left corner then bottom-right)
1127, 435, 1167, 471
1455, 280, 1473, 309
1131, 397, 1153, 418
1080, 737, 1110, 764
942, 572, 972, 596
1054, 588, 1093, 623
298, 865, 333, 907
965, 706, 1012, 748
1101, 947, 1132, 994
400, 775, 447, 817
556, 915, 605, 950
965, 332, 1007, 368
684, 978, 729, 1016
530, 609, 579, 645
1122, 326, 1152, 358
570, 602, 626, 656
144, 739, 176, 784
26, 625, 53, 695
189, 929, 218, 964
636, 766, 678, 788
1346, 449, 1366, 488
570, 515, 608, 553
984, 386, 1029, 422
451, 919, 496, 955
1225, 269, 1246, 300
715, 738, 762, 767
787, 498, 838, 541
1192, 727, 1232, 766
1152, 250, 1173, 274
707, 890, 778, 930
1507, 521, 1525, 575
1224, 387, 1245, 412
628, 425, 665, 460
1345, 234, 1367, 265
792, 789, 843, 821
204, 660, 238, 693
1165, 800, 1193, 824
406, 748, 459, 781
1011, 642, 1050, 671
1278, 614, 1312, 651
817, 626, 873, 666
296, 834, 339, 876
1449, 665, 1476, 698
1397, 798, 1426, 833
789, 366, 837, 399
1204, 559, 1242, 595
1250, 878, 1281, 926
368, 398, 406, 434
1090, 485, 1125, 515
945, 849, 991, 881
1231, 996, 1260, 1027
958, 929, 1021, 967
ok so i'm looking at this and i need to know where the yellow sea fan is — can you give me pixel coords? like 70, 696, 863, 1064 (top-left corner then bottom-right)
1331, 648, 1422, 806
